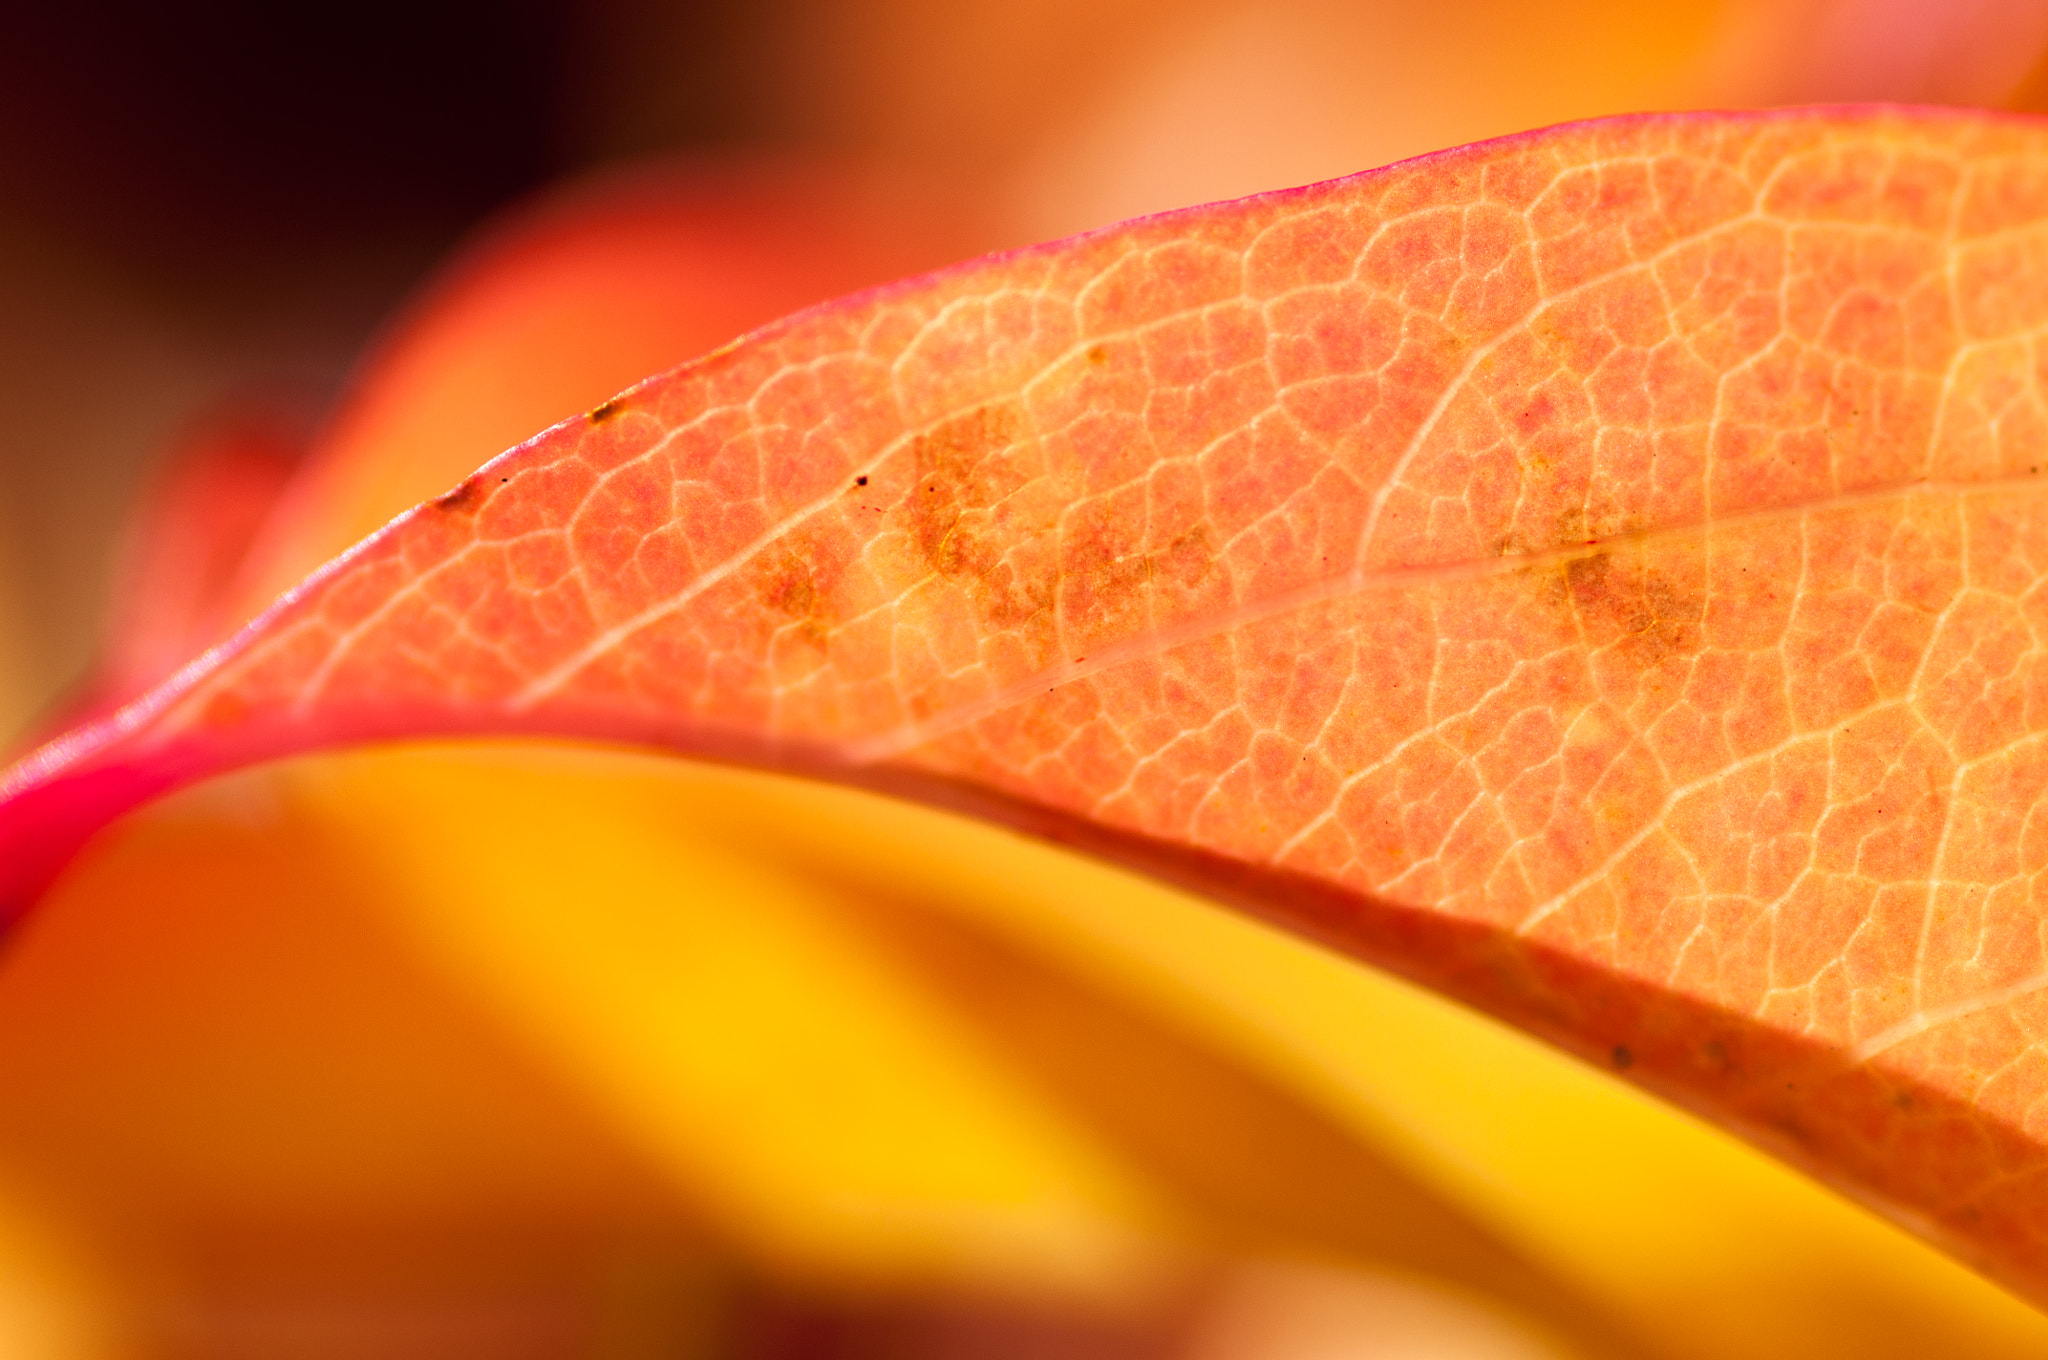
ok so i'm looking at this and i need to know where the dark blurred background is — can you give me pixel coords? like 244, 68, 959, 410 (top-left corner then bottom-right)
0, 0, 737, 731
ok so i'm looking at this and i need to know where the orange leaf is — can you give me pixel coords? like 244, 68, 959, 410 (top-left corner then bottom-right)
11, 107, 2048, 1297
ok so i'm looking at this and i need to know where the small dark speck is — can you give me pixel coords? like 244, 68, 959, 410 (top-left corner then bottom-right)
433, 480, 483, 514
589, 396, 625, 423
1610, 1045, 1633, 1070
856, 475, 868, 487
500, 477, 508, 483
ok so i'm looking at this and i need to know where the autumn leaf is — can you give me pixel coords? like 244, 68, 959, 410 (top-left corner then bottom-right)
9, 106, 2048, 1301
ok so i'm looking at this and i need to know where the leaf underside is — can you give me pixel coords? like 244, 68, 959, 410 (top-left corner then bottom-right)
12, 106, 2048, 1297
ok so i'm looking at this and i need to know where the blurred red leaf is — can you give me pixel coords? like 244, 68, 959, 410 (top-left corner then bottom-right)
93, 396, 308, 705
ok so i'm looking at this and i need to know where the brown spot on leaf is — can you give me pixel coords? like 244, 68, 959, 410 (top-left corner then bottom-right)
1087, 344, 1109, 365
433, 479, 484, 515
1555, 549, 1705, 668
589, 396, 626, 424
909, 404, 1056, 632
763, 557, 815, 618
911, 406, 1010, 574
757, 546, 831, 647
1154, 523, 1217, 592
